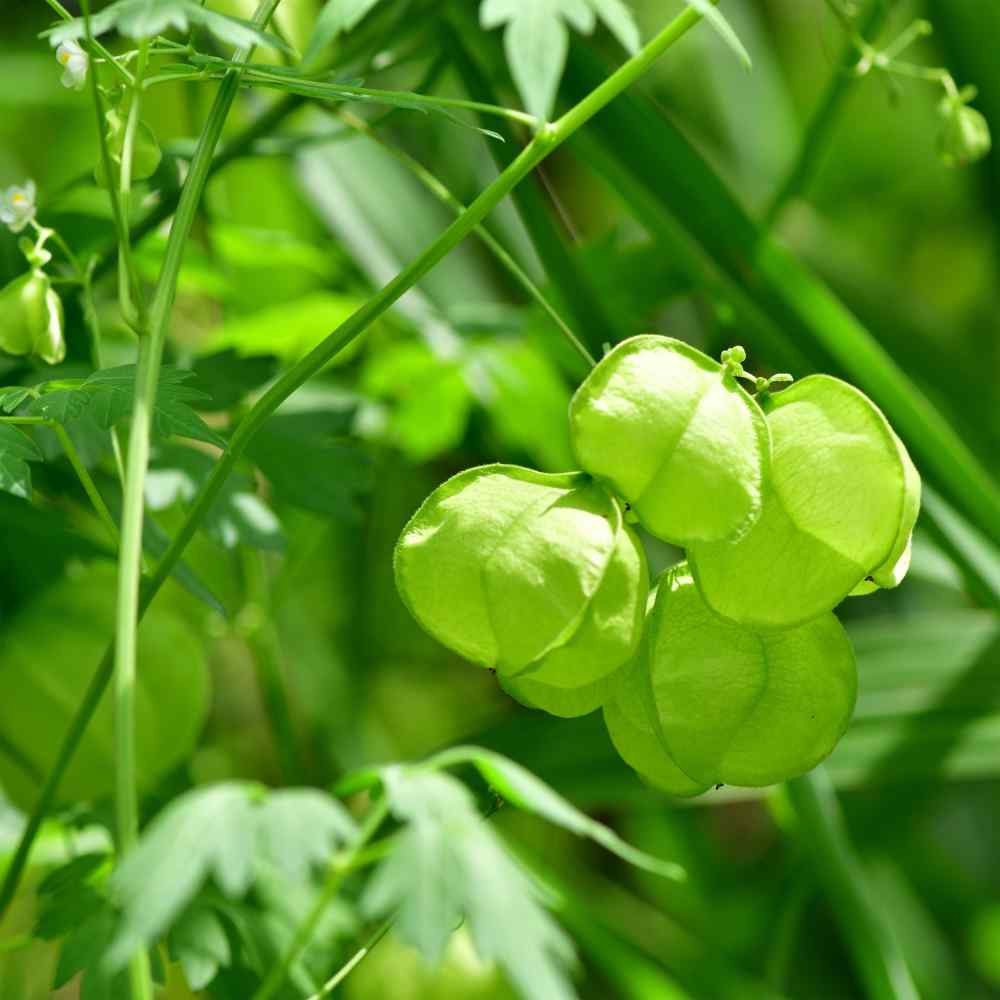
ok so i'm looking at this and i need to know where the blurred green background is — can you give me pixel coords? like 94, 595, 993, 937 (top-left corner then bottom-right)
0, 0, 998, 997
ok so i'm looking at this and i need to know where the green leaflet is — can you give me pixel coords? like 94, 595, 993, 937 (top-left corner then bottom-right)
689, 375, 919, 628
362, 768, 578, 1000
569, 335, 769, 546
0, 423, 43, 500
394, 464, 646, 684
107, 784, 357, 971
27, 364, 225, 448
480, 0, 640, 121
642, 566, 857, 788
303, 0, 387, 65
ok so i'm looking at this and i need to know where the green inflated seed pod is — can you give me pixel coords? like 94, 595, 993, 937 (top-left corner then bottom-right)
603, 620, 709, 796
501, 669, 619, 719
0, 269, 65, 364
689, 375, 918, 628
94, 109, 163, 186
569, 335, 769, 545
395, 464, 646, 685
641, 565, 856, 788
866, 432, 921, 591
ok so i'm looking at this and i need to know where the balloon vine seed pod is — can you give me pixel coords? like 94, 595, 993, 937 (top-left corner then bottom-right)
689, 374, 920, 629
569, 335, 770, 547
615, 565, 857, 789
0, 268, 66, 365
395, 464, 647, 688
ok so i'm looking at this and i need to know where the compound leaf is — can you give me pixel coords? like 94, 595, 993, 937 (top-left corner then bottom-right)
29, 365, 225, 448
363, 767, 578, 1000
46, 0, 292, 53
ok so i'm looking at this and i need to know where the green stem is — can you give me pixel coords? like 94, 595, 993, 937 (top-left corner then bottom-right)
51, 422, 120, 548
188, 58, 542, 128
449, 24, 620, 360
93, 95, 306, 282
109, 3, 282, 995
0, 0, 712, 922
80, 0, 142, 332
338, 109, 595, 367
117, 40, 152, 329
252, 798, 391, 1000
785, 769, 919, 1000
81, 259, 128, 484
305, 919, 393, 1000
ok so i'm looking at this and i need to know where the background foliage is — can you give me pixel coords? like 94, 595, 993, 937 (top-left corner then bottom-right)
0, 0, 998, 997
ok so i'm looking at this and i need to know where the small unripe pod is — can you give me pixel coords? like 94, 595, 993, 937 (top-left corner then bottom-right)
939, 100, 992, 168
0, 269, 66, 364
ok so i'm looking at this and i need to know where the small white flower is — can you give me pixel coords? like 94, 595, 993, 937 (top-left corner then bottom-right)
0, 180, 37, 234
56, 39, 88, 91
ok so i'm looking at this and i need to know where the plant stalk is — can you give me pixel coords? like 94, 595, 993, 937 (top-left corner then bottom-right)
51, 422, 120, 548
108, 2, 282, 994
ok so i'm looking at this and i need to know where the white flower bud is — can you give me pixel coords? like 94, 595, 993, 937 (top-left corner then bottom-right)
56, 39, 89, 91
0, 181, 36, 234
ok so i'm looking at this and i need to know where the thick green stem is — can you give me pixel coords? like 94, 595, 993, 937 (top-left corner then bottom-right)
785, 770, 919, 1000
109, 3, 281, 994
0, 1, 711, 921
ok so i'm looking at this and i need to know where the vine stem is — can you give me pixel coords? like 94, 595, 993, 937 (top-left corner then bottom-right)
188, 56, 543, 129
79, 0, 139, 331
0, 0, 713, 922
50, 422, 120, 548
305, 919, 393, 1000
785, 769, 919, 1000
108, 1, 282, 995
336, 109, 596, 367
